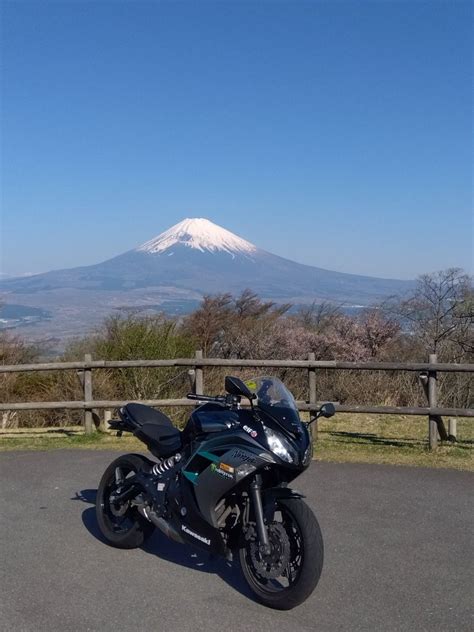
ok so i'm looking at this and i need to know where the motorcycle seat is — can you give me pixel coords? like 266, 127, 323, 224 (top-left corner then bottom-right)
123, 402, 174, 428
122, 403, 182, 458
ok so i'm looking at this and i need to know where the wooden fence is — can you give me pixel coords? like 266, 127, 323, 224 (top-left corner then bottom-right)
1, 351, 473, 450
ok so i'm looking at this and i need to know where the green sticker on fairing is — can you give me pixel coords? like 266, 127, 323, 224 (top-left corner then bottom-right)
210, 463, 233, 480
245, 380, 257, 391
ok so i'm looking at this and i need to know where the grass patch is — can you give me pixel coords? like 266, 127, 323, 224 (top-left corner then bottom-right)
0, 427, 144, 452
0, 414, 472, 471
313, 414, 473, 471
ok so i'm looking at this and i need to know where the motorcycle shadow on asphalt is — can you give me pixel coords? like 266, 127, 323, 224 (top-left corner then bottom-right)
74, 489, 254, 601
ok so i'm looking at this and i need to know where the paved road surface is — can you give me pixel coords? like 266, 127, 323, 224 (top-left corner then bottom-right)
1, 451, 472, 631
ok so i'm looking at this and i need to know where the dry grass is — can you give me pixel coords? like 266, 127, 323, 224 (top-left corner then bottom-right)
0, 426, 144, 452
313, 413, 473, 471
0, 414, 472, 471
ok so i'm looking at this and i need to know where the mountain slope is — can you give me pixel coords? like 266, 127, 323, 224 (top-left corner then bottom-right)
0, 218, 414, 346
1, 217, 411, 303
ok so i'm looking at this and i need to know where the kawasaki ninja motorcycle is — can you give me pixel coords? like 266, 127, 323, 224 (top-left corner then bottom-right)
96, 376, 334, 609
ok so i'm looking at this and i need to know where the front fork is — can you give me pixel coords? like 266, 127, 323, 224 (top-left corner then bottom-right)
249, 474, 271, 555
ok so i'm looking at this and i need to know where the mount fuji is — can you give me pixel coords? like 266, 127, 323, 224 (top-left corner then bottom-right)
0, 218, 412, 343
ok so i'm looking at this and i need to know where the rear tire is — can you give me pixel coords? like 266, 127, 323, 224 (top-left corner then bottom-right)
239, 498, 323, 610
96, 453, 155, 549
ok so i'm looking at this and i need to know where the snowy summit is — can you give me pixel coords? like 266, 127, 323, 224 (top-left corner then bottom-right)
137, 218, 258, 258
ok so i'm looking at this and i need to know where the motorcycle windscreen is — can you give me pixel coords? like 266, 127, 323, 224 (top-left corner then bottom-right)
246, 376, 302, 433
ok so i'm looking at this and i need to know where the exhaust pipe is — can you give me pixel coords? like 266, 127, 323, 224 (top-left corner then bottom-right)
139, 506, 184, 544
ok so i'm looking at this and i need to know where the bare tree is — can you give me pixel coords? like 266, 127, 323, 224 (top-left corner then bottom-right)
389, 268, 473, 357
358, 308, 400, 358
294, 300, 343, 332
182, 293, 233, 355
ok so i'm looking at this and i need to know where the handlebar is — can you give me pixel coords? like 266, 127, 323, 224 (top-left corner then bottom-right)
186, 393, 226, 403
186, 393, 241, 408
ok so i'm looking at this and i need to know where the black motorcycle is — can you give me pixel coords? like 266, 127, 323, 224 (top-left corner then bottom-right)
96, 375, 335, 609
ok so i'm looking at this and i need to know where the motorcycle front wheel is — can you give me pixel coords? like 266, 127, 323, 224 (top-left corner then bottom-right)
96, 453, 155, 549
239, 498, 323, 610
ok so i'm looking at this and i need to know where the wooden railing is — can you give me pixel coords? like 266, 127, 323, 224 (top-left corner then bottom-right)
1, 351, 473, 449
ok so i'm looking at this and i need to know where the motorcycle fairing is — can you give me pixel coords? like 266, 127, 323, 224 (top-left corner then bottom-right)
182, 429, 276, 528
171, 480, 226, 555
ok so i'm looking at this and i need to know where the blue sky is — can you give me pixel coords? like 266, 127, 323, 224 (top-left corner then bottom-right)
1, 0, 472, 279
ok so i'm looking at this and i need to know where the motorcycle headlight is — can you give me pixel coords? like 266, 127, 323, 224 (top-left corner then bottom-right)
264, 427, 297, 464
302, 443, 313, 466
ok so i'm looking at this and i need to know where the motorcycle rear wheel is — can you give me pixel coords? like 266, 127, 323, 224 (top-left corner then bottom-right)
96, 453, 155, 549
239, 498, 323, 610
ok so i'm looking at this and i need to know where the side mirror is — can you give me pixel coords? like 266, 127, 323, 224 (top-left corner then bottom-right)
319, 402, 336, 418
225, 376, 256, 401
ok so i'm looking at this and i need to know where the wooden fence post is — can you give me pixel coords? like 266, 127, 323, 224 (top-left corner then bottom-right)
308, 352, 317, 441
187, 369, 196, 393
195, 350, 203, 395
84, 353, 93, 434
419, 359, 448, 444
448, 418, 457, 441
428, 353, 438, 450
101, 409, 112, 433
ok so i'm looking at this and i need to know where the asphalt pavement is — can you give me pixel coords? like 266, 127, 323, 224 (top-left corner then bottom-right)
1, 450, 472, 632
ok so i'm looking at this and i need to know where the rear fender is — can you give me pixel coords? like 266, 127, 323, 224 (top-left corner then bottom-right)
108, 420, 132, 433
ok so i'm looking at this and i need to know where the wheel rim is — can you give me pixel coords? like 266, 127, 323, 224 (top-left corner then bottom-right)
244, 506, 304, 594
101, 464, 139, 535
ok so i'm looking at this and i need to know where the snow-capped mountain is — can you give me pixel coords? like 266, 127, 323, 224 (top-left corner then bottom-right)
0, 218, 413, 344
0, 218, 413, 301
137, 218, 257, 258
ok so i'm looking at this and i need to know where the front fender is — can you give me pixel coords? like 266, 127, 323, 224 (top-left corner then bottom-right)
263, 486, 305, 502
262, 486, 305, 521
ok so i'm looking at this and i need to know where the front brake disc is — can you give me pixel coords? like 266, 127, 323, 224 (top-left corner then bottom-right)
249, 522, 290, 579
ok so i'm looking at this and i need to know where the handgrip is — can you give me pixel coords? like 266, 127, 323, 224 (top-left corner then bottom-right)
186, 393, 223, 402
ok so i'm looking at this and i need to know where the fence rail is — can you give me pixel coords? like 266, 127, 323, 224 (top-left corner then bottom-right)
1, 358, 473, 373
1, 399, 472, 418
1, 351, 473, 449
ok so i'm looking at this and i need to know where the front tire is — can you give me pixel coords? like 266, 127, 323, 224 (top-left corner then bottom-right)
96, 453, 155, 549
239, 498, 323, 610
